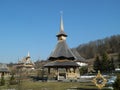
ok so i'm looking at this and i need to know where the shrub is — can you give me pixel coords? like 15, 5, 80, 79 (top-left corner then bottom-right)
0, 75, 5, 86
113, 74, 120, 90
9, 74, 18, 85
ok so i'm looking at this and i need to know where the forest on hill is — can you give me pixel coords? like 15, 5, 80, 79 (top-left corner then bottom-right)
76, 34, 120, 59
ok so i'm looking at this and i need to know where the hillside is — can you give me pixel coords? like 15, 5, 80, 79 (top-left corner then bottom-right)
75, 34, 120, 59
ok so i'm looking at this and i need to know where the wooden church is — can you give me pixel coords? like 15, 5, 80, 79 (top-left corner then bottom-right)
16, 52, 34, 70
44, 15, 85, 81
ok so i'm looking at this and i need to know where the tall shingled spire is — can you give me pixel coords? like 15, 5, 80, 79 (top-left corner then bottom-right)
57, 12, 67, 40
26, 51, 31, 62
60, 11, 64, 31
26, 51, 30, 60
27, 51, 30, 57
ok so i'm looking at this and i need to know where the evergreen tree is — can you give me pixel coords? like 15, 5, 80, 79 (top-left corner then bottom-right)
93, 55, 101, 72
79, 66, 88, 75
93, 52, 115, 73
108, 57, 115, 73
101, 52, 109, 72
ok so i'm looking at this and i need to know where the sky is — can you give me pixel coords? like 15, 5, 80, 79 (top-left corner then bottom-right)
0, 0, 120, 63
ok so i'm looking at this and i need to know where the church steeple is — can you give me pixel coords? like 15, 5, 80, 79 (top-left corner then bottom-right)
60, 13, 64, 31
26, 51, 31, 63
56, 12, 67, 41
48, 13, 76, 60
26, 51, 30, 60
27, 51, 30, 57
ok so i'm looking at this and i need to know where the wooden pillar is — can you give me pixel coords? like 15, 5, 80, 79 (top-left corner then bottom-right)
65, 67, 67, 79
57, 68, 59, 80
73, 67, 75, 73
48, 67, 50, 74
1, 72, 4, 77
56, 67, 58, 77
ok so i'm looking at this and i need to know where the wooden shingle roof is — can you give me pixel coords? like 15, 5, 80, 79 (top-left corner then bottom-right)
56, 30, 67, 37
44, 60, 79, 67
48, 40, 76, 60
0, 63, 9, 72
71, 49, 86, 62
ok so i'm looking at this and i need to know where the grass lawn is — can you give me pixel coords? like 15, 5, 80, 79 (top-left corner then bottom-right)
0, 80, 111, 90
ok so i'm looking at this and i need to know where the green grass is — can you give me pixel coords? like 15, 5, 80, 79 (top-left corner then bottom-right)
0, 80, 111, 90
